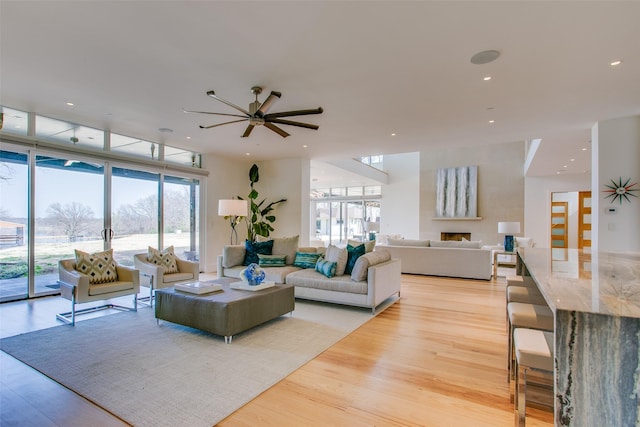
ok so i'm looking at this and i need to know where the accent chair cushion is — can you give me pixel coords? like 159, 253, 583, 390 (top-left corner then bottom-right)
293, 252, 322, 269
315, 258, 337, 278
147, 246, 179, 274
345, 243, 366, 275
257, 254, 287, 267
75, 248, 119, 284
324, 244, 348, 276
243, 239, 274, 266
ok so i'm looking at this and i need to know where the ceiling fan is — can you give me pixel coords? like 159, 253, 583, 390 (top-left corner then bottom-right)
184, 86, 323, 138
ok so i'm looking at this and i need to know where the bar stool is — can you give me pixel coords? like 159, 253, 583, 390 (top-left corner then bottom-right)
507, 286, 547, 306
507, 302, 553, 381
513, 328, 554, 426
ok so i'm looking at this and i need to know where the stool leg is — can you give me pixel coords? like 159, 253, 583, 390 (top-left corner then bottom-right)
507, 318, 513, 382
516, 363, 527, 427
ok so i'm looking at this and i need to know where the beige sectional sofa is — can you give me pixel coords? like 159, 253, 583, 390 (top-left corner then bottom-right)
382, 239, 492, 280
217, 239, 401, 313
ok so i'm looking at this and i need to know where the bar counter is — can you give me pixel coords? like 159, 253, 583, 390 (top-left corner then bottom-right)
517, 248, 640, 427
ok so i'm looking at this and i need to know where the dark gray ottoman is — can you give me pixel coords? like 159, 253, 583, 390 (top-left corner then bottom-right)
154, 279, 295, 343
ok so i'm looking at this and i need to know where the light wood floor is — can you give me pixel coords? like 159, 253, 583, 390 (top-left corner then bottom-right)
0, 272, 553, 426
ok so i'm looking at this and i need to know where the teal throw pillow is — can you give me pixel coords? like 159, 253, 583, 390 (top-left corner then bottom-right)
315, 259, 337, 278
257, 254, 286, 267
243, 240, 274, 266
293, 252, 321, 269
345, 243, 366, 275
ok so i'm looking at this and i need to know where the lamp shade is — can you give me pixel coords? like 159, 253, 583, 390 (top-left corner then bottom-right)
364, 222, 380, 233
498, 221, 520, 234
218, 199, 248, 217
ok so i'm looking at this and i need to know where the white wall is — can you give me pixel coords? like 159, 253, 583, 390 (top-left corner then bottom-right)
592, 115, 640, 252
203, 155, 250, 273
420, 141, 525, 245
524, 174, 590, 248
380, 152, 420, 239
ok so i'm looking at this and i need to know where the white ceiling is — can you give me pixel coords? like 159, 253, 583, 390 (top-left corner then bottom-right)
1, 1, 639, 181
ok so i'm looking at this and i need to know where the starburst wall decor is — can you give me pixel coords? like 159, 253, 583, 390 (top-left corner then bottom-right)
603, 177, 638, 204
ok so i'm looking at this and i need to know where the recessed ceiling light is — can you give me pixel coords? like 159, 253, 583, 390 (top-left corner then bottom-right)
303, 145, 308, 148
245, 152, 250, 156
582, 148, 588, 151
488, 120, 495, 124
610, 60, 623, 66
391, 133, 396, 136
570, 158, 575, 162
470, 50, 500, 65
483, 76, 492, 81
66, 102, 74, 106
563, 165, 568, 168
186, 136, 191, 139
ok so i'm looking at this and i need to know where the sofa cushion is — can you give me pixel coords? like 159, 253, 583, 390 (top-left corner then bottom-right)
345, 243, 366, 275
293, 251, 321, 269
347, 239, 375, 253
325, 244, 348, 276
256, 235, 299, 265
258, 254, 286, 267
430, 240, 481, 249
351, 249, 392, 281
223, 245, 246, 268
388, 238, 430, 247
147, 246, 179, 274
88, 280, 134, 296
286, 269, 368, 294
243, 240, 274, 265
75, 248, 119, 284
315, 259, 337, 278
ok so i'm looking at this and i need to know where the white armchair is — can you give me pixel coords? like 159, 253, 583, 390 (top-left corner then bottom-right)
57, 256, 140, 326
133, 253, 199, 305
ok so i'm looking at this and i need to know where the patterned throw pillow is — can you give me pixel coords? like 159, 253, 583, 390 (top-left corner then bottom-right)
243, 240, 274, 266
75, 248, 119, 284
345, 243, 366, 275
315, 258, 337, 278
257, 254, 286, 267
293, 252, 321, 269
147, 246, 179, 274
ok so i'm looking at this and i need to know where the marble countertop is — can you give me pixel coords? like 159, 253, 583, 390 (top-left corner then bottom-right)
518, 247, 640, 318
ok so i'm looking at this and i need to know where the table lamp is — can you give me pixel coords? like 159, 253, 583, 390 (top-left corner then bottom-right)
498, 221, 520, 252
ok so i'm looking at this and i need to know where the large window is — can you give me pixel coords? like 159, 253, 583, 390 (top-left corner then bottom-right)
311, 186, 381, 246
0, 106, 206, 302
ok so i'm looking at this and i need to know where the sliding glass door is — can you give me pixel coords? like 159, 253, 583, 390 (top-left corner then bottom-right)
110, 167, 160, 266
34, 154, 105, 295
0, 150, 29, 302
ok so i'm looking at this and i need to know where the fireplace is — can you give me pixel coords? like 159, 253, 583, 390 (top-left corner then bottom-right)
441, 232, 471, 241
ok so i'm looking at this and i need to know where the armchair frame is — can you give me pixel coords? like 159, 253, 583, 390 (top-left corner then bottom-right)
133, 253, 199, 306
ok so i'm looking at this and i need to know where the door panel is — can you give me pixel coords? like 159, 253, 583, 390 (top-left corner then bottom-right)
551, 201, 568, 248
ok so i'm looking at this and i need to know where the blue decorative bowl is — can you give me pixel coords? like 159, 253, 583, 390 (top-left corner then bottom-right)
242, 263, 266, 286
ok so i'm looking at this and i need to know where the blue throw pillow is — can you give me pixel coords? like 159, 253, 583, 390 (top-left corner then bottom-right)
243, 239, 274, 266
315, 258, 337, 278
345, 243, 366, 275
293, 252, 321, 269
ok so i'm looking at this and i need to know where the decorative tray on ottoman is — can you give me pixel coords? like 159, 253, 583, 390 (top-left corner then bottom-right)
230, 281, 275, 291
175, 281, 223, 295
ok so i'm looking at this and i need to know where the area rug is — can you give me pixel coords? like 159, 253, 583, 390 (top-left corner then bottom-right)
0, 301, 373, 426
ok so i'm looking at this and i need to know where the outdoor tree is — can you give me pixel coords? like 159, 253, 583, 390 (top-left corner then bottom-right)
47, 202, 94, 242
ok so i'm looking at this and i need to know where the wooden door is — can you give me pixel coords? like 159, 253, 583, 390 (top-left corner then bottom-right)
578, 191, 592, 250
551, 201, 568, 248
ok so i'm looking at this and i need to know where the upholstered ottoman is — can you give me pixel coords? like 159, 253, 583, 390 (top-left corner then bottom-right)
154, 279, 295, 343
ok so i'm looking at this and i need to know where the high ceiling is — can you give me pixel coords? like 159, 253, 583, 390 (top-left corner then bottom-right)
1, 1, 639, 179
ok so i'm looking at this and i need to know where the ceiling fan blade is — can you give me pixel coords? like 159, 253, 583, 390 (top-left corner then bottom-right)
183, 109, 247, 119
206, 90, 251, 116
268, 118, 319, 130
241, 124, 255, 138
199, 118, 248, 129
264, 122, 290, 138
264, 107, 323, 119
256, 91, 281, 116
